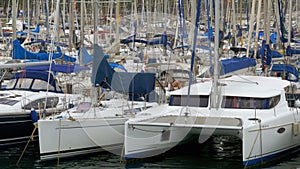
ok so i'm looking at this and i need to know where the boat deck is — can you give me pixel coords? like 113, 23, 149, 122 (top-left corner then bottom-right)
134, 115, 243, 129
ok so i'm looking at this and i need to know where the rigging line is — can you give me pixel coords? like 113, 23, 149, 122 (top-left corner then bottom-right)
16, 123, 38, 166
224, 71, 259, 85
226, 79, 258, 85
102, 80, 134, 113
243, 124, 261, 168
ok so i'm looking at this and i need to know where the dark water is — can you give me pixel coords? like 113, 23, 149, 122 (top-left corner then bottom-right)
1, 137, 300, 169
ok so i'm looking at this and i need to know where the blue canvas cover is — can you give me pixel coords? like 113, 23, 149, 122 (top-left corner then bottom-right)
13, 40, 76, 62
271, 64, 298, 82
259, 40, 282, 65
91, 45, 155, 95
120, 38, 148, 45
8, 71, 62, 93
25, 63, 89, 74
286, 46, 300, 56
108, 62, 127, 72
219, 56, 256, 75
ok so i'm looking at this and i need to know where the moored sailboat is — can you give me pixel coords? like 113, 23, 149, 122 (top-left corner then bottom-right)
38, 44, 159, 161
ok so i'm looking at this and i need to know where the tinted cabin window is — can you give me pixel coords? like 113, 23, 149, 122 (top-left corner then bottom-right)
23, 97, 59, 110
221, 95, 280, 109
169, 95, 209, 107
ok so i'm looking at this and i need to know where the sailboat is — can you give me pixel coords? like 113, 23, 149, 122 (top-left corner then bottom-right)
124, 0, 300, 167
0, 66, 87, 146
38, 44, 159, 160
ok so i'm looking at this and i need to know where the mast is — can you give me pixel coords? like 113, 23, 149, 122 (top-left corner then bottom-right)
231, 0, 237, 46
44, 0, 49, 38
265, 0, 271, 47
12, 0, 17, 40
287, 0, 292, 47
211, 0, 220, 109
186, 0, 201, 105
246, 0, 257, 58
253, 0, 262, 59
69, 0, 74, 51
80, 0, 84, 66
27, 0, 30, 35
116, 0, 120, 53
93, 0, 97, 45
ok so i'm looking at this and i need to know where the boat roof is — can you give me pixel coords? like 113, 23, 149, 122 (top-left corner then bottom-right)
171, 75, 290, 98
221, 75, 290, 97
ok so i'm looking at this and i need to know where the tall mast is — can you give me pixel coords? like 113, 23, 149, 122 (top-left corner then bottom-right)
246, 0, 257, 58
44, 0, 49, 38
12, 0, 17, 40
80, 0, 84, 66
186, 0, 201, 105
93, 0, 97, 46
287, 0, 293, 46
69, 0, 74, 51
212, 0, 220, 109
116, 0, 120, 53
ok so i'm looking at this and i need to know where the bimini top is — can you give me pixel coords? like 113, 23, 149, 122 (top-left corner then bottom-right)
220, 75, 290, 98
6, 70, 63, 93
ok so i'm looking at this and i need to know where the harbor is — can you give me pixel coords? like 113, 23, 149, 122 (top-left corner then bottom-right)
0, 0, 300, 168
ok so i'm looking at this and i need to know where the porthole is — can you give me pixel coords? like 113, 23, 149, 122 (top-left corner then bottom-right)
277, 127, 285, 134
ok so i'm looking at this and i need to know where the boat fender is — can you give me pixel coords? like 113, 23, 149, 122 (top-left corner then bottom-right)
68, 103, 74, 109
295, 99, 300, 107
30, 108, 39, 123
293, 123, 299, 136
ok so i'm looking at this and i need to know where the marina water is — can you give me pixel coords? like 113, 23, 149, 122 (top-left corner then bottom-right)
2, 136, 300, 169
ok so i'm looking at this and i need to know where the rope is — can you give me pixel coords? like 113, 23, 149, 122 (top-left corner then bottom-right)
16, 123, 38, 166
243, 124, 261, 168
120, 144, 125, 164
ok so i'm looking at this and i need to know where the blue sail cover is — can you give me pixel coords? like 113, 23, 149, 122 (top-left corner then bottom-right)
219, 56, 256, 75
23, 39, 69, 47
271, 64, 298, 82
120, 38, 148, 45
108, 62, 127, 72
25, 63, 89, 74
16, 24, 40, 36
120, 33, 173, 50
259, 40, 282, 65
286, 46, 300, 56
13, 40, 76, 62
91, 45, 155, 95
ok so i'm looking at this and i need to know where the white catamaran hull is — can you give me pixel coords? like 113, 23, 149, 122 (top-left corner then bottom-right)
39, 117, 127, 160
124, 75, 300, 167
